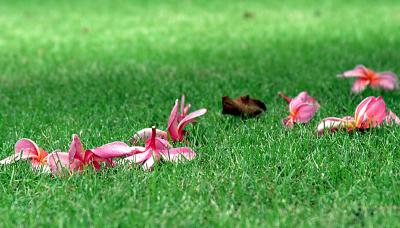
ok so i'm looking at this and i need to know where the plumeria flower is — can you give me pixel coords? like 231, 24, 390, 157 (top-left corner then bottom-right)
339, 65, 398, 93
168, 95, 207, 141
279, 91, 320, 128
48, 134, 134, 175
0, 138, 50, 172
124, 127, 196, 171
317, 96, 387, 135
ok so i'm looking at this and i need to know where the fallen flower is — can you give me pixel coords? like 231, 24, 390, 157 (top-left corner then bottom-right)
279, 91, 320, 128
124, 127, 196, 171
48, 134, 134, 175
339, 65, 398, 93
0, 138, 50, 172
222, 95, 266, 118
317, 96, 387, 135
168, 95, 207, 142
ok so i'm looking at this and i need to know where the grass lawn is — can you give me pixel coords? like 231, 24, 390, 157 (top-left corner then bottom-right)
0, 0, 400, 226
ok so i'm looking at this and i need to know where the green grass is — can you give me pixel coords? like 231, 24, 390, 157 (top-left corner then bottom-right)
1, 0, 400, 226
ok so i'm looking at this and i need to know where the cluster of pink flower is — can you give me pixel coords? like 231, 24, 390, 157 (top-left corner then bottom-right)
1, 65, 398, 176
279, 65, 399, 134
0, 95, 207, 175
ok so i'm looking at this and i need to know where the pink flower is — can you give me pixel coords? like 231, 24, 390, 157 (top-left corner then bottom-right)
48, 134, 134, 175
124, 127, 196, 171
317, 96, 387, 135
168, 95, 207, 141
339, 65, 398, 93
0, 138, 50, 172
279, 91, 320, 127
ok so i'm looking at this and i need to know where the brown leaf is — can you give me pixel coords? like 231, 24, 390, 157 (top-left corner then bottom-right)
222, 95, 266, 118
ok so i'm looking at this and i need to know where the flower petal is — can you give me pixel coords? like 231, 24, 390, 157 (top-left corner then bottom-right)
142, 156, 156, 171
341, 65, 368, 78
354, 96, 374, 124
376, 72, 398, 90
177, 108, 207, 137
48, 151, 81, 175
317, 117, 354, 135
282, 92, 319, 127
362, 96, 387, 128
295, 91, 318, 105
15, 138, 40, 156
288, 93, 319, 124
68, 134, 86, 162
91, 141, 135, 159
167, 99, 180, 141
124, 149, 152, 164
131, 128, 168, 145
294, 103, 318, 123
159, 147, 196, 162
351, 78, 369, 93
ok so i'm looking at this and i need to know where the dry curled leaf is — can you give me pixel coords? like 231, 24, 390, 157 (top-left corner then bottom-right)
222, 95, 266, 118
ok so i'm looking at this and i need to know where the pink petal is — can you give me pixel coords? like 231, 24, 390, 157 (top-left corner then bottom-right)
362, 96, 387, 128
299, 92, 320, 108
341, 65, 368, 78
289, 92, 319, 109
83, 150, 94, 164
295, 91, 310, 102
91, 141, 135, 159
48, 151, 81, 174
124, 149, 152, 164
142, 156, 156, 171
294, 103, 318, 123
68, 134, 86, 162
14, 138, 40, 158
167, 99, 180, 141
132, 128, 168, 145
159, 147, 196, 162
177, 108, 207, 137
182, 104, 191, 119
354, 96, 374, 124
351, 78, 369, 93
288, 96, 305, 112
376, 72, 398, 90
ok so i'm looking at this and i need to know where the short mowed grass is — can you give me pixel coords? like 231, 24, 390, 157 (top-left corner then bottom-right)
0, 0, 400, 226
